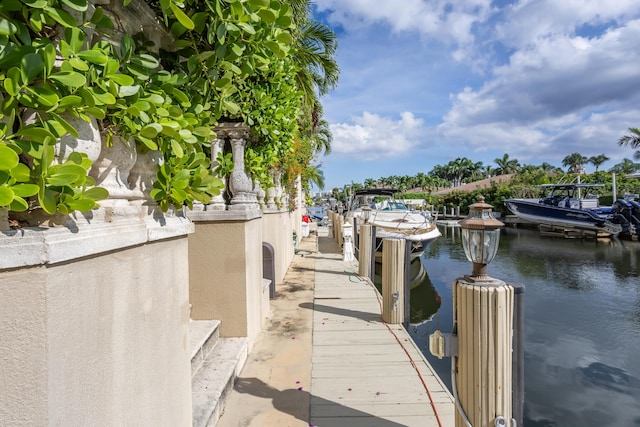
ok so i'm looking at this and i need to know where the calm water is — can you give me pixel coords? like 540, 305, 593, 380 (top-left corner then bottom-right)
407, 226, 640, 427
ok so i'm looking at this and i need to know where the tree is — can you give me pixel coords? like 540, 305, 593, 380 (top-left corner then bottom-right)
609, 158, 640, 174
588, 154, 610, 172
494, 153, 520, 175
618, 128, 640, 160
363, 178, 376, 188
562, 153, 588, 173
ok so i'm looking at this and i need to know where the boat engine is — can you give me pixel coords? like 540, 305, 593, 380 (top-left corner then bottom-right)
612, 199, 640, 236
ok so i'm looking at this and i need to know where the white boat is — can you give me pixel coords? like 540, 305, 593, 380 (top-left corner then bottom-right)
348, 189, 441, 256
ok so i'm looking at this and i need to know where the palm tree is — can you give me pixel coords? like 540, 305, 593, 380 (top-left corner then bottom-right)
618, 128, 640, 160
562, 153, 588, 173
588, 154, 609, 172
494, 153, 520, 175
539, 162, 561, 173
363, 178, 376, 188
609, 158, 640, 174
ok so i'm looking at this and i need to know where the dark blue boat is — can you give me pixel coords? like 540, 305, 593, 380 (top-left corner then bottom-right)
504, 184, 624, 237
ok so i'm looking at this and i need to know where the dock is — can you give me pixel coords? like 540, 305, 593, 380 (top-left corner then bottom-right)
217, 226, 455, 427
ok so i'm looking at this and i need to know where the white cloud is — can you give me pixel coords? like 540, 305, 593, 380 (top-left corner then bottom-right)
330, 112, 425, 160
314, 0, 493, 48
438, 19, 640, 160
496, 0, 640, 49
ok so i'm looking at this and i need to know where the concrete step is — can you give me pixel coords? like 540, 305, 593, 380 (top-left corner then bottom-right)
192, 336, 248, 427
190, 320, 220, 376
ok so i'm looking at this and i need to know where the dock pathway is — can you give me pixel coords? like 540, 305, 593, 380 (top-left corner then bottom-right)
217, 227, 454, 427
310, 231, 454, 427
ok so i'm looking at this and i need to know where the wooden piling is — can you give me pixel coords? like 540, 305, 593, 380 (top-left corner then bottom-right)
454, 279, 514, 427
358, 223, 374, 280
382, 238, 405, 324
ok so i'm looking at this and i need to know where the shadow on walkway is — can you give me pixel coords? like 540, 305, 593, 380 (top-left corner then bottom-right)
299, 301, 381, 323
233, 377, 407, 427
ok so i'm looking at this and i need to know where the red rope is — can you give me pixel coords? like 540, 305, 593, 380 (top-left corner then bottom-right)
362, 275, 445, 427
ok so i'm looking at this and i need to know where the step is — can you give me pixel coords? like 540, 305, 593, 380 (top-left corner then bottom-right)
192, 337, 248, 427
190, 320, 220, 376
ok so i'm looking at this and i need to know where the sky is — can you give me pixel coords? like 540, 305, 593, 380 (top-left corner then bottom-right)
310, 0, 640, 191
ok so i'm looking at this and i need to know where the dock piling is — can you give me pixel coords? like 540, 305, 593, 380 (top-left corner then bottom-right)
381, 238, 405, 324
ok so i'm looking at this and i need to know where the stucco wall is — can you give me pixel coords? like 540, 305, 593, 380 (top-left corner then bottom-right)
188, 211, 265, 347
262, 210, 294, 285
0, 229, 193, 426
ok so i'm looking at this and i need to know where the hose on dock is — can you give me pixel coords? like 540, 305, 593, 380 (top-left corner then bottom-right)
346, 263, 445, 427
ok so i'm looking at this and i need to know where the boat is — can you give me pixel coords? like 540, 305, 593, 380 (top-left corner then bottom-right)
347, 188, 441, 255
504, 184, 628, 238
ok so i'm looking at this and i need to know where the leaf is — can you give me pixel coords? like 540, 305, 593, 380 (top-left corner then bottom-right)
67, 57, 89, 71
66, 198, 96, 212
20, 53, 44, 84
77, 49, 108, 64
171, 139, 184, 157
0, 187, 14, 205
106, 73, 134, 86
276, 31, 293, 45
49, 71, 87, 88
169, 3, 194, 30
21, 0, 48, 7
39, 187, 57, 214
137, 136, 158, 151
26, 85, 59, 107
139, 123, 162, 138
90, 88, 116, 105
11, 183, 39, 197
82, 186, 109, 200
46, 173, 79, 186
89, 6, 104, 25
16, 126, 56, 142
63, 27, 85, 53
60, 0, 88, 12
11, 163, 31, 182
58, 95, 83, 109
42, 43, 56, 77
0, 18, 18, 36
3, 76, 19, 97
118, 84, 141, 97
44, 6, 78, 28
131, 54, 160, 70
9, 196, 29, 211
0, 145, 19, 170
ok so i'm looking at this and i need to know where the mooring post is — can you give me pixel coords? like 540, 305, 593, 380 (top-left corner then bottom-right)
353, 217, 359, 260
453, 278, 515, 426
511, 283, 525, 427
403, 238, 411, 329
381, 238, 405, 324
358, 223, 374, 280
429, 196, 521, 427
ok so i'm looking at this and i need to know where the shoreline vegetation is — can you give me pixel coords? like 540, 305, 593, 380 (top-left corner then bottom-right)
328, 153, 640, 216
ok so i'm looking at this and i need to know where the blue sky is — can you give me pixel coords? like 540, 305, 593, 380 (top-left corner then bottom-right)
311, 0, 640, 191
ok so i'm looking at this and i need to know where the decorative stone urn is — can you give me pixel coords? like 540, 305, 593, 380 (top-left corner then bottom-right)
207, 137, 226, 211
254, 179, 266, 209
274, 169, 285, 208
90, 135, 137, 204
266, 170, 277, 210
128, 149, 164, 204
216, 122, 259, 211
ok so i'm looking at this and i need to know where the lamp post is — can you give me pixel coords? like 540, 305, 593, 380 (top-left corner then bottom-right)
458, 196, 504, 283
361, 206, 372, 223
430, 195, 519, 427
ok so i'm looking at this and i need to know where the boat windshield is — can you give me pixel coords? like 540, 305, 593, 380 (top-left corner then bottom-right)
378, 200, 408, 211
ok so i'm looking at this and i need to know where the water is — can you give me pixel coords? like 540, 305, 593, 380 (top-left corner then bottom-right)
407, 226, 640, 427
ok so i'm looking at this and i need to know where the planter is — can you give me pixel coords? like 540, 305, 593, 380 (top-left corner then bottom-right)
90, 135, 137, 203
129, 149, 164, 204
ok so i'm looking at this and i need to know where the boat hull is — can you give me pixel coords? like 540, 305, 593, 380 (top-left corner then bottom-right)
505, 199, 622, 237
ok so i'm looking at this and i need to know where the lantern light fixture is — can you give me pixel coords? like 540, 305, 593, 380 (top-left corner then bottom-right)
361, 206, 372, 223
458, 196, 504, 283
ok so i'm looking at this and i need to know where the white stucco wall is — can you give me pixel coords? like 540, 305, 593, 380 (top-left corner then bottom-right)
262, 210, 295, 285
0, 222, 193, 426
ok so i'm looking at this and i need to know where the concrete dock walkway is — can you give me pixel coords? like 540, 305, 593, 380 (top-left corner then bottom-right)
217, 228, 454, 427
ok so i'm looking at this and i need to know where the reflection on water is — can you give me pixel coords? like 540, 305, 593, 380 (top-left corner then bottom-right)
412, 225, 640, 427
373, 258, 442, 325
